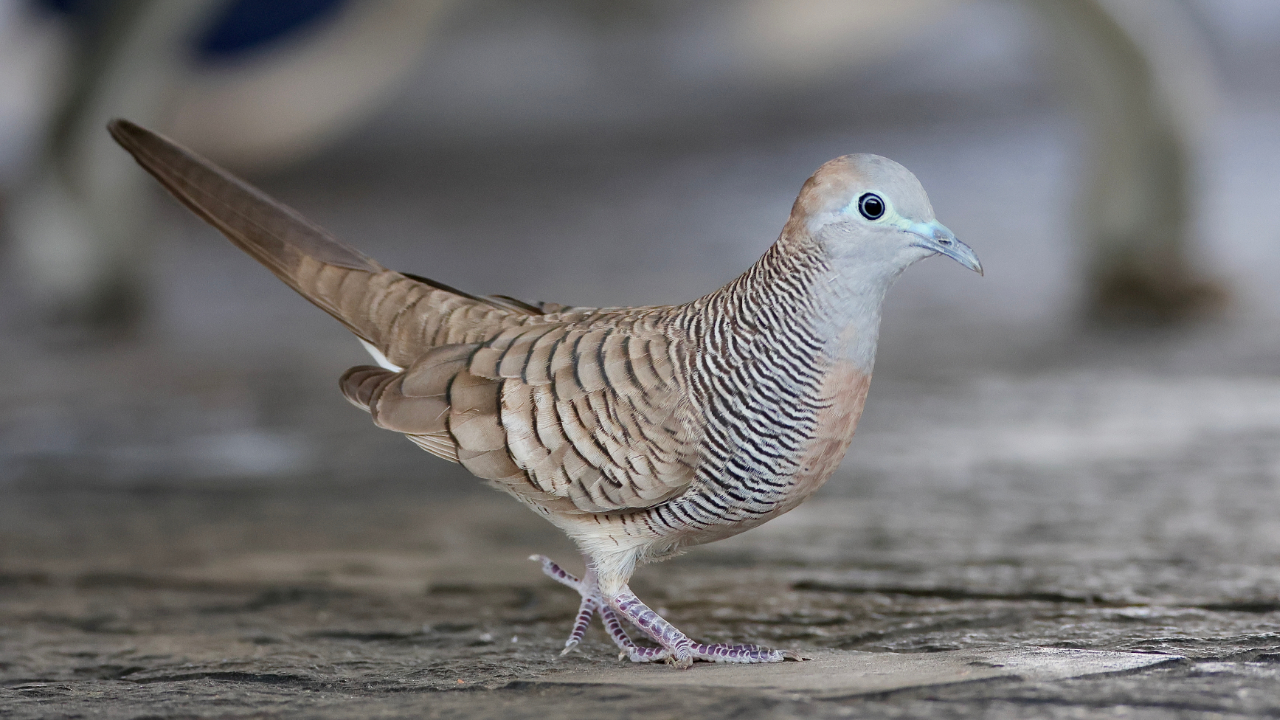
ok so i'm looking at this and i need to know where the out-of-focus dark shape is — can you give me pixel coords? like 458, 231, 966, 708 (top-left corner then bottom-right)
1035, 0, 1226, 322
6, 0, 224, 330
194, 0, 350, 60
1, 0, 448, 330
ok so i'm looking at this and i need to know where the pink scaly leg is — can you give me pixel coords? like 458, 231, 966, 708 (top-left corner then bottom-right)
609, 590, 695, 668
532, 554, 666, 658
599, 603, 669, 663
531, 554, 596, 654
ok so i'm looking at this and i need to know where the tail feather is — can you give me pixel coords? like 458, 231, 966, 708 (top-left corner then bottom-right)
109, 120, 377, 276
110, 118, 545, 366
108, 118, 386, 342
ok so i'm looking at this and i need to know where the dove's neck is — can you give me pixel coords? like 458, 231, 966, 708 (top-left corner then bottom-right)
810, 241, 914, 374
706, 229, 906, 376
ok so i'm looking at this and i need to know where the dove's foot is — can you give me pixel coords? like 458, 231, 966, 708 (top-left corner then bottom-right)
608, 590, 803, 667
611, 640, 800, 665
608, 591, 693, 667
688, 642, 805, 663
533, 555, 801, 667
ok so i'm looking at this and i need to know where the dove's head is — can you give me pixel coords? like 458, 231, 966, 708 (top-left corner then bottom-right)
792, 154, 982, 278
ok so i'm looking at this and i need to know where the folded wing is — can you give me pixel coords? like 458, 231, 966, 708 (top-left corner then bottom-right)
343, 315, 700, 513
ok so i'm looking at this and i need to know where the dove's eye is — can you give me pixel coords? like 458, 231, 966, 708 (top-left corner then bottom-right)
858, 193, 885, 220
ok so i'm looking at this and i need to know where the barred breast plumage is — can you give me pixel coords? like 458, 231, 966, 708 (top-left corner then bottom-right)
110, 119, 982, 669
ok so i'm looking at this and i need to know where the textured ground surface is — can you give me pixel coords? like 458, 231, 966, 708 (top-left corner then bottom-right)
4, 2, 1280, 717
6, 386, 1280, 720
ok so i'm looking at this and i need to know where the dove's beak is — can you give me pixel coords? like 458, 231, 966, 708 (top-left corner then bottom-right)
907, 221, 983, 275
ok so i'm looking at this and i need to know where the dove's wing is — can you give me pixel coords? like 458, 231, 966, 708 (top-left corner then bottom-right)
342, 314, 702, 513
108, 119, 538, 368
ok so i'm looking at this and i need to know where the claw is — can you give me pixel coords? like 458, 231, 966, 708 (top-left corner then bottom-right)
666, 653, 693, 670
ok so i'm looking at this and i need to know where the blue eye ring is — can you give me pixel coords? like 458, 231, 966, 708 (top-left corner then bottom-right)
858, 193, 885, 220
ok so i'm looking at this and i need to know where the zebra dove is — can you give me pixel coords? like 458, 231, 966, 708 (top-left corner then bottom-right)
109, 119, 982, 669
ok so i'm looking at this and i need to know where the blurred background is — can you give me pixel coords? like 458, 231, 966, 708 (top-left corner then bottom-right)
2, 0, 1280, 673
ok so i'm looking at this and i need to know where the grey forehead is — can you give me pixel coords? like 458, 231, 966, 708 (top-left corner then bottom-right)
846, 155, 934, 220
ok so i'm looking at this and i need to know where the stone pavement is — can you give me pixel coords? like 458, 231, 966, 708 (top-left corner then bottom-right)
5, 307, 1280, 717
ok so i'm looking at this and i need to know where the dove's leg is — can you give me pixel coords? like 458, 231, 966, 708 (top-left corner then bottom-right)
598, 603, 663, 659
532, 554, 644, 655
531, 554, 598, 654
608, 588, 802, 668
535, 556, 797, 666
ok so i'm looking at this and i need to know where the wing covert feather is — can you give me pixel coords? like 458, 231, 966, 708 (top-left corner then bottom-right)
483, 318, 700, 513
343, 309, 698, 513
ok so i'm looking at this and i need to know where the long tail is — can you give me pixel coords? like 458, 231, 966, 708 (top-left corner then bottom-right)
108, 118, 388, 341
109, 119, 526, 367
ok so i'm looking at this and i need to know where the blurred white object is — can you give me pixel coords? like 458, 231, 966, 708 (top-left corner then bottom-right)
171, 0, 451, 172
730, 0, 957, 82
0, 1, 70, 187
7, 0, 225, 325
